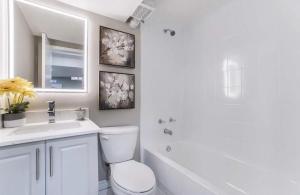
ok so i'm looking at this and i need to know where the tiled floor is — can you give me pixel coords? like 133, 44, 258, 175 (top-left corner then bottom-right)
99, 188, 113, 195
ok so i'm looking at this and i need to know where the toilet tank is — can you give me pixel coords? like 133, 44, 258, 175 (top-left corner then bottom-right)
99, 126, 138, 163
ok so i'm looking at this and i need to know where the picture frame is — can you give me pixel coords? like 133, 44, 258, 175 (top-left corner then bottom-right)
99, 71, 135, 110
99, 26, 135, 68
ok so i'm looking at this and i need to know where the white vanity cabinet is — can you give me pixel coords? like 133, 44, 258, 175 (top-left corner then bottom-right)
0, 142, 45, 195
0, 134, 98, 195
46, 135, 98, 195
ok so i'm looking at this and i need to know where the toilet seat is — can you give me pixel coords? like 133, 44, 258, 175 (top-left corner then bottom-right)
110, 160, 156, 194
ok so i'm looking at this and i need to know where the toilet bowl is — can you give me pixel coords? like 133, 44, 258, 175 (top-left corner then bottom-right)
110, 160, 156, 195
99, 126, 156, 195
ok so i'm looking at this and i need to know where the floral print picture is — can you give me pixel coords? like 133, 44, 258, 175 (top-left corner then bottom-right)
99, 71, 135, 110
100, 26, 135, 68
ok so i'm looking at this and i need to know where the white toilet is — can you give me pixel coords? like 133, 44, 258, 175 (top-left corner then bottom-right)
99, 126, 156, 195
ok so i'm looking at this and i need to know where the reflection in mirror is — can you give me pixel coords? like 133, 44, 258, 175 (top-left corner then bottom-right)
10, 0, 87, 92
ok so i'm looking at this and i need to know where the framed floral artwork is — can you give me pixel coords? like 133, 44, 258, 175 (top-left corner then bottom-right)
99, 26, 135, 68
99, 71, 135, 110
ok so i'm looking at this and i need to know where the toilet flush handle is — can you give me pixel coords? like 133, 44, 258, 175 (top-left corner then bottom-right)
100, 135, 109, 141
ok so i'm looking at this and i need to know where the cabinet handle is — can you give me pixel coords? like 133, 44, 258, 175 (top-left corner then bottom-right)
49, 146, 53, 177
36, 148, 40, 180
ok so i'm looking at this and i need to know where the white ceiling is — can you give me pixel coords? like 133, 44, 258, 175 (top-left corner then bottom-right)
56, 0, 143, 22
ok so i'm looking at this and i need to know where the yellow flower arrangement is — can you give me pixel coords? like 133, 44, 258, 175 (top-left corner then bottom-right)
0, 77, 36, 114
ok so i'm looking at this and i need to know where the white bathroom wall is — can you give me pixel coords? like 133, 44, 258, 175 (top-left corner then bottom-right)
182, 0, 300, 186
142, 0, 300, 193
140, 0, 237, 151
140, 0, 186, 150
140, 0, 233, 152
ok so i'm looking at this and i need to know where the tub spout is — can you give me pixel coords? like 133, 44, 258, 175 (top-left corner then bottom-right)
164, 128, 173, 135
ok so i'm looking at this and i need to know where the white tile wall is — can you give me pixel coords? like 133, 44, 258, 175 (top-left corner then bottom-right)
183, 0, 300, 179
140, 0, 186, 151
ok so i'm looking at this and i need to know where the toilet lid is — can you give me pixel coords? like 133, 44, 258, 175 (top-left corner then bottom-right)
111, 160, 156, 193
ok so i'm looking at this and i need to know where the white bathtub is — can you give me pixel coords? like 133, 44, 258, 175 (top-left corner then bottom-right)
143, 141, 300, 195
143, 142, 219, 195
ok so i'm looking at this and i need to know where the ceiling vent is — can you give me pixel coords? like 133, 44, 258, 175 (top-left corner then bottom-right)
127, 0, 155, 28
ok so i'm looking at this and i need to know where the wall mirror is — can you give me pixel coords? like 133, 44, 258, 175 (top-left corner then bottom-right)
9, 0, 88, 92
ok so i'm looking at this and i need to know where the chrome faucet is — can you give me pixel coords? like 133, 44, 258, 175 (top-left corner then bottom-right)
48, 101, 55, 123
164, 128, 173, 135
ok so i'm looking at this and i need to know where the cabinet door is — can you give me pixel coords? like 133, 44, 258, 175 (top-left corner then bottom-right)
0, 142, 45, 195
46, 134, 98, 195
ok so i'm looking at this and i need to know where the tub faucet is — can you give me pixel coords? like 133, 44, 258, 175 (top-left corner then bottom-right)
48, 101, 55, 123
164, 128, 173, 136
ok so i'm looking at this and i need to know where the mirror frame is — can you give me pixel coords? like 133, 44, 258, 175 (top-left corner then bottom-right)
8, 0, 88, 93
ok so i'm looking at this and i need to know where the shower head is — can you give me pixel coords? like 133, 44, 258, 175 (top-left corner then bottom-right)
164, 29, 176, 36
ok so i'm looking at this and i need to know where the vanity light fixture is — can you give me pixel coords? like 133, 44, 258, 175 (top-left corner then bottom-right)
8, 0, 88, 93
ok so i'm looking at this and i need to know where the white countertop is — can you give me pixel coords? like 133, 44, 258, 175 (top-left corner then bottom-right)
0, 119, 100, 147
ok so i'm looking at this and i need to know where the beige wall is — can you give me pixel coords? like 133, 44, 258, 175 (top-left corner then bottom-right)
7, 0, 141, 180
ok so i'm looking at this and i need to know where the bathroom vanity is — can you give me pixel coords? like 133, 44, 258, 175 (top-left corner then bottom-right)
0, 119, 99, 195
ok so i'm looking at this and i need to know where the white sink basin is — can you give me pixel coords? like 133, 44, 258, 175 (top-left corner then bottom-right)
11, 121, 81, 135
